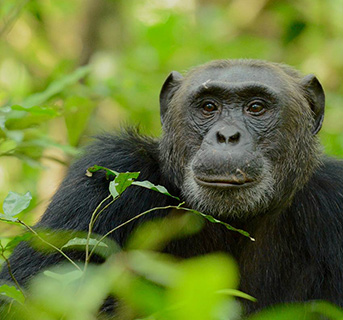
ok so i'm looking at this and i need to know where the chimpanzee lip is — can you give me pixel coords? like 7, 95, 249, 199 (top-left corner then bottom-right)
194, 175, 255, 188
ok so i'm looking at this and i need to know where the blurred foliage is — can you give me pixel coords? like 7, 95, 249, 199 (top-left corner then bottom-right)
0, 0, 343, 318
1, 182, 342, 319
0, 0, 343, 214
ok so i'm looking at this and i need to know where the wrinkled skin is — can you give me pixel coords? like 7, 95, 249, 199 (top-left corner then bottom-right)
160, 60, 323, 218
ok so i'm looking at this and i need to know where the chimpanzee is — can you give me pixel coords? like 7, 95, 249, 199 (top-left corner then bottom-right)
2, 59, 343, 315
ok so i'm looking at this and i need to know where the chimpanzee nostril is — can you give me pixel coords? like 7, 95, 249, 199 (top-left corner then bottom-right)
229, 132, 240, 144
216, 132, 226, 144
216, 130, 240, 145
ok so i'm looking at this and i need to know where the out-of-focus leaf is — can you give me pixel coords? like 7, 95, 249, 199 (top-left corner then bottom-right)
5, 105, 60, 130
132, 180, 179, 200
247, 301, 343, 320
20, 138, 78, 157
218, 289, 256, 302
165, 253, 238, 320
61, 237, 108, 249
27, 264, 113, 318
0, 284, 25, 304
4, 233, 32, 251
127, 213, 203, 251
0, 219, 21, 226
109, 172, 140, 198
12, 105, 59, 117
126, 251, 179, 287
0, 191, 32, 221
22, 66, 91, 108
43, 270, 84, 285
283, 20, 306, 44
0, 139, 17, 155
64, 96, 95, 146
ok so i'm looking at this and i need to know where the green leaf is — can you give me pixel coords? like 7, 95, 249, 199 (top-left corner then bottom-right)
109, 172, 140, 198
218, 289, 257, 302
0, 139, 17, 155
0, 284, 25, 304
183, 207, 255, 241
43, 270, 84, 285
5, 105, 61, 130
166, 254, 238, 320
247, 301, 343, 320
61, 237, 108, 249
64, 96, 96, 146
11, 105, 60, 116
22, 66, 91, 108
0, 218, 22, 226
86, 165, 119, 179
1, 191, 32, 221
4, 233, 33, 251
21, 137, 78, 157
132, 180, 179, 200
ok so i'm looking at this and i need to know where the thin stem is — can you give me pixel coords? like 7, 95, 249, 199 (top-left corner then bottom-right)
84, 194, 113, 273
0, 246, 25, 298
18, 220, 81, 272
88, 204, 182, 261
93, 198, 116, 225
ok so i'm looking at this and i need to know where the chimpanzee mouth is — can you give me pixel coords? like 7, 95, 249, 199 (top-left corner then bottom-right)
194, 175, 256, 188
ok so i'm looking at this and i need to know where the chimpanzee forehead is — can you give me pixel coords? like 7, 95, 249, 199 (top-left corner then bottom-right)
188, 64, 290, 91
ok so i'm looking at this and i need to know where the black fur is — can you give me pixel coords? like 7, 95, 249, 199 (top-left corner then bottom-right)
3, 131, 343, 313
2, 60, 343, 316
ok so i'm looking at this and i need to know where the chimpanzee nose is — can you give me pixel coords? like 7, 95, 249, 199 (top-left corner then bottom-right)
216, 128, 241, 145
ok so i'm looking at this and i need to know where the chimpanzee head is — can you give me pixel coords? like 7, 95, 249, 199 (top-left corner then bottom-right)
159, 60, 325, 218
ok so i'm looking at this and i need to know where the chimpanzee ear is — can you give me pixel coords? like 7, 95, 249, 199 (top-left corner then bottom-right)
159, 71, 183, 125
301, 74, 325, 135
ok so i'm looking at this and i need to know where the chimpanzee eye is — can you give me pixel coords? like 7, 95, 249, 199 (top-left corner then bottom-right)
201, 101, 217, 114
246, 101, 266, 116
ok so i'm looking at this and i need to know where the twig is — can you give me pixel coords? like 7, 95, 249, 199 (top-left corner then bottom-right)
84, 194, 114, 273
0, 244, 25, 298
88, 204, 184, 261
18, 220, 82, 272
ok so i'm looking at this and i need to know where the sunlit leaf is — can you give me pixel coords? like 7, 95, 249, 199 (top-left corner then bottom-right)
86, 165, 119, 179
109, 172, 140, 198
4, 233, 32, 251
1, 191, 32, 221
166, 253, 238, 320
43, 270, 84, 285
0, 284, 25, 304
127, 213, 203, 251
61, 237, 108, 249
5, 105, 60, 130
185, 207, 255, 241
218, 289, 256, 302
0, 139, 17, 155
247, 301, 343, 320
132, 180, 179, 200
64, 96, 96, 146
22, 66, 91, 108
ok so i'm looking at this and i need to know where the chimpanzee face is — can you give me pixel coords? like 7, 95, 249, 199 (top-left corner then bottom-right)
159, 60, 324, 217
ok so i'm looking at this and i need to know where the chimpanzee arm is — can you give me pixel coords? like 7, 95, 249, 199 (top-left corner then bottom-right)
0, 130, 179, 285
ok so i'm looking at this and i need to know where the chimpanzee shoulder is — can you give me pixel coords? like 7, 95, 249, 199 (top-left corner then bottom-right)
3, 59, 343, 316
38, 128, 180, 231
238, 157, 343, 313
70, 129, 161, 178
0, 130, 184, 289
295, 156, 343, 223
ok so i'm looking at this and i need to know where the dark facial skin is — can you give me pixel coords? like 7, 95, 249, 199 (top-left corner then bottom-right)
186, 66, 284, 189
159, 60, 324, 218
